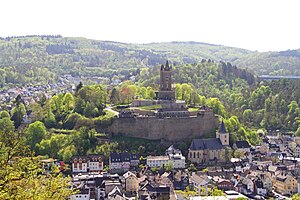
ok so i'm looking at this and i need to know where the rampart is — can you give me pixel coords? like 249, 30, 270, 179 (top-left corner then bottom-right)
108, 112, 219, 141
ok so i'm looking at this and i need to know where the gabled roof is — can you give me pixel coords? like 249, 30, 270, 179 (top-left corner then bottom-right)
190, 138, 224, 150
110, 152, 131, 162
108, 186, 123, 199
123, 171, 137, 179
276, 175, 287, 182
234, 141, 251, 149
190, 173, 209, 185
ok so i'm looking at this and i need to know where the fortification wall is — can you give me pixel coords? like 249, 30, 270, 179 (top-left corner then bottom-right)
108, 113, 219, 141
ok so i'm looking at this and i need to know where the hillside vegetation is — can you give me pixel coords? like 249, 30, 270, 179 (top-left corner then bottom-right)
0, 35, 300, 89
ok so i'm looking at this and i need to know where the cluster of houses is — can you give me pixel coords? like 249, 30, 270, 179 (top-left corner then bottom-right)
0, 74, 113, 111
65, 122, 300, 200
69, 149, 176, 200
0, 75, 76, 110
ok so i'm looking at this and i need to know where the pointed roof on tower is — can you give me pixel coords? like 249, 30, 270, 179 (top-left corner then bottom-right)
219, 120, 227, 133
165, 60, 171, 70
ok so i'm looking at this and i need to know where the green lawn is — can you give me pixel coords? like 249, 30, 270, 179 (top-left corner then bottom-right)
136, 104, 162, 110
188, 107, 199, 112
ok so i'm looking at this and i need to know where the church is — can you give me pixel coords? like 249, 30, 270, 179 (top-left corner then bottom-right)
188, 121, 229, 164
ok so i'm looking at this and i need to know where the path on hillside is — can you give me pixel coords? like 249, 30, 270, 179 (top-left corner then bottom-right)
104, 106, 119, 116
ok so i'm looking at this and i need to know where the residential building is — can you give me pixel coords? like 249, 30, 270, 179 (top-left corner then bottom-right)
72, 154, 103, 173
109, 152, 139, 173
123, 171, 138, 193
274, 175, 298, 195
189, 173, 209, 195
146, 156, 170, 168
240, 177, 254, 195
165, 145, 186, 169
69, 188, 90, 200
254, 179, 267, 196
72, 156, 88, 173
232, 141, 251, 153
215, 178, 234, 191
295, 145, 300, 157
173, 170, 189, 190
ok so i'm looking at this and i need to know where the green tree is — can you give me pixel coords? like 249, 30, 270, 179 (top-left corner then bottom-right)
26, 121, 47, 152
0, 117, 15, 133
0, 130, 76, 199
165, 162, 173, 171
233, 149, 245, 158
0, 110, 10, 119
188, 163, 197, 172
74, 97, 86, 114
11, 103, 26, 128
207, 97, 226, 116
210, 187, 225, 196
63, 92, 75, 112
44, 109, 56, 128
146, 87, 155, 99
75, 81, 83, 93
110, 87, 120, 105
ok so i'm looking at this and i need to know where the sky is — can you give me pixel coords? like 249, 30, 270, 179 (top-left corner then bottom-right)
1, 0, 300, 52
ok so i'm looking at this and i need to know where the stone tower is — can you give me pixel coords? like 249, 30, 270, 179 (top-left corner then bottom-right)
216, 120, 229, 146
156, 61, 176, 100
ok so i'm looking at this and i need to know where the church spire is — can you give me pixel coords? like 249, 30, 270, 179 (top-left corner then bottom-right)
219, 120, 227, 133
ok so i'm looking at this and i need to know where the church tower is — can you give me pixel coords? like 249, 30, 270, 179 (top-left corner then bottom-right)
156, 61, 176, 100
216, 120, 229, 146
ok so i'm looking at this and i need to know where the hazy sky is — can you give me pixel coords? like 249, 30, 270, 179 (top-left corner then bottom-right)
1, 0, 300, 52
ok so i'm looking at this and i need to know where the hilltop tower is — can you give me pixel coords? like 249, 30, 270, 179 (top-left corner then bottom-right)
216, 120, 229, 146
156, 61, 176, 100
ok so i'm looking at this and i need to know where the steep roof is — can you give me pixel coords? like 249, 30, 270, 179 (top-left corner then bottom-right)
234, 141, 251, 149
123, 171, 137, 179
219, 120, 227, 133
189, 138, 224, 150
110, 152, 131, 162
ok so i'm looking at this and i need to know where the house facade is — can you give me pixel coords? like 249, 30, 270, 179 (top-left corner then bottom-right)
274, 175, 298, 195
109, 152, 139, 173
123, 171, 138, 192
72, 154, 103, 173
146, 156, 170, 168
165, 145, 186, 169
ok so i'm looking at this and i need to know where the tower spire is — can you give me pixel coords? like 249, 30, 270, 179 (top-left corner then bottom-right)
219, 120, 227, 133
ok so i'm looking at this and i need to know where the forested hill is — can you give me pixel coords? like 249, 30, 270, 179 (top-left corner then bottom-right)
0, 35, 300, 80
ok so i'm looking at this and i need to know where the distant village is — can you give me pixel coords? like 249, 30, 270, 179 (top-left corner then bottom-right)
0, 74, 126, 111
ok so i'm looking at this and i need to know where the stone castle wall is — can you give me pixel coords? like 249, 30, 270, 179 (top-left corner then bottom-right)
108, 112, 219, 141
